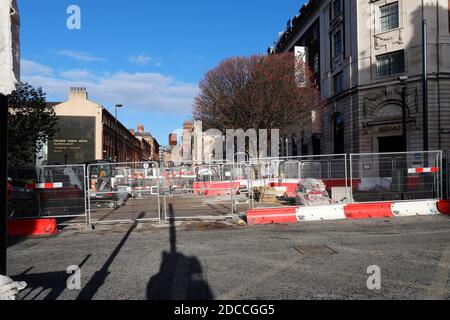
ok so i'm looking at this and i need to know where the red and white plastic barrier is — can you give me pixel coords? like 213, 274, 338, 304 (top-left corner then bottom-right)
246, 200, 450, 225
408, 167, 440, 174
35, 182, 63, 190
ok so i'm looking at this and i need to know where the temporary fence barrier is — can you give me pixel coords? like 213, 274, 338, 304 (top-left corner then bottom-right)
244, 154, 349, 211
349, 151, 443, 203
6, 150, 446, 228
87, 161, 161, 225
161, 161, 238, 221
7, 165, 87, 220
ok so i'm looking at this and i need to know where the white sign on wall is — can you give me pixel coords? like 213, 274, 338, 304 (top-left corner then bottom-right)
0, 0, 20, 96
294, 46, 307, 88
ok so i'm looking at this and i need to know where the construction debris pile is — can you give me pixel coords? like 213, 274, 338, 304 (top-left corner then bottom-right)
252, 187, 280, 204
295, 179, 331, 206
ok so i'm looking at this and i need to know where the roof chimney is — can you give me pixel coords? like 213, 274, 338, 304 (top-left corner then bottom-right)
169, 133, 178, 146
69, 87, 88, 101
137, 124, 144, 134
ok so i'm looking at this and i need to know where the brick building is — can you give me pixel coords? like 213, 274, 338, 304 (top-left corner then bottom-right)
41, 87, 157, 164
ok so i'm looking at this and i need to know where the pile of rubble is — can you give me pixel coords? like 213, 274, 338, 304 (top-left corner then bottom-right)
252, 187, 280, 204
295, 179, 332, 206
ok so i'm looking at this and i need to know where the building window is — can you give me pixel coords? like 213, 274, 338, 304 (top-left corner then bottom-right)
333, 72, 344, 95
380, 2, 399, 32
333, 113, 345, 154
333, 30, 343, 57
333, 0, 343, 18
376, 50, 405, 77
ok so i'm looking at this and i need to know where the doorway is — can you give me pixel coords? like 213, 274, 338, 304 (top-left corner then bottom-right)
378, 136, 405, 153
378, 135, 406, 178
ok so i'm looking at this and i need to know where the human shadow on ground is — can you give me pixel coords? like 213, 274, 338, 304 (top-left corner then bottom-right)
146, 204, 214, 300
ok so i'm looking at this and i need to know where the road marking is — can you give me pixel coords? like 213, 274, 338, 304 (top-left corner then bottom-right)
425, 248, 450, 300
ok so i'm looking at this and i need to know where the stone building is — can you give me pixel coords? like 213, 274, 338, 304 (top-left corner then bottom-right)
271, 0, 450, 154
42, 87, 147, 164
133, 125, 160, 162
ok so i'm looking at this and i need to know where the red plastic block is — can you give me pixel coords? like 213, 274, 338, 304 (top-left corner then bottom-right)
8, 219, 58, 236
437, 200, 450, 215
344, 202, 394, 219
246, 207, 299, 225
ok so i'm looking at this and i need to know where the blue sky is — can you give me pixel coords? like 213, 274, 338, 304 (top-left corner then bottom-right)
19, 0, 306, 144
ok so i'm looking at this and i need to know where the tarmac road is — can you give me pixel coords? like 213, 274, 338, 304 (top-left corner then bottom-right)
7, 214, 450, 300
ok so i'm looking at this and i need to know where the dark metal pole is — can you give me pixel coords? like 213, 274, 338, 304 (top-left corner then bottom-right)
115, 106, 118, 162
0, 94, 8, 275
422, 20, 429, 152
402, 85, 408, 152
401, 83, 408, 200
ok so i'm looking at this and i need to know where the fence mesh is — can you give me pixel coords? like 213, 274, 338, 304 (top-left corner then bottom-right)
350, 151, 442, 202
245, 155, 348, 210
161, 162, 238, 220
8, 165, 86, 219
87, 161, 161, 224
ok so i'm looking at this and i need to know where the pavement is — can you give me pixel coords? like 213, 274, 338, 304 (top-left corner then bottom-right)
6, 214, 450, 300
83, 194, 249, 224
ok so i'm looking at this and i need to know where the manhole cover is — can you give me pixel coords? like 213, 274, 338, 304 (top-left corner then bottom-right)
293, 245, 337, 256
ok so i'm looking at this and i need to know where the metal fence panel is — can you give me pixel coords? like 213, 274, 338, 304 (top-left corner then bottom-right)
350, 151, 442, 203
161, 161, 238, 221
87, 161, 161, 225
246, 154, 348, 210
8, 164, 87, 219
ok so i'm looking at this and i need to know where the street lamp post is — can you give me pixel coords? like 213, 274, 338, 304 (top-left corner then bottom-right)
399, 76, 408, 152
114, 104, 123, 162
399, 76, 408, 200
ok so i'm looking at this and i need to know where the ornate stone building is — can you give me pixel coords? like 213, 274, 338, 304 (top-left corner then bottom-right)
271, 0, 450, 154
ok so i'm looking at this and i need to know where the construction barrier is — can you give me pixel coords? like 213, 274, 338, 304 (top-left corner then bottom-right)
246, 199, 449, 226
350, 151, 443, 202
7, 165, 87, 220
161, 161, 237, 221
87, 161, 161, 225
8, 219, 58, 236
5, 150, 446, 228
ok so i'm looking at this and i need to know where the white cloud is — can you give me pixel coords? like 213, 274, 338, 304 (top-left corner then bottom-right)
57, 50, 106, 62
128, 54, 163, 67
21, 59, 54, 76
128, 55, 152, 66
59, 69, 95, 80
21, 60, 198, 115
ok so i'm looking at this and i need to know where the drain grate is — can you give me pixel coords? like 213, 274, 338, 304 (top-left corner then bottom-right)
293, 245, 337, 256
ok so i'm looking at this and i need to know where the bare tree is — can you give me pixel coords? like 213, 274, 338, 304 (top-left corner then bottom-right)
193, 53, 322, 134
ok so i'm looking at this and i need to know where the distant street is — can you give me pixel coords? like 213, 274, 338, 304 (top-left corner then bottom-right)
8, 215, 450, 300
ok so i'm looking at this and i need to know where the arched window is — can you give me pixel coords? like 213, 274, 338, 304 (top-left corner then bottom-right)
375, 103, 402, 119
333, 113, 345, 154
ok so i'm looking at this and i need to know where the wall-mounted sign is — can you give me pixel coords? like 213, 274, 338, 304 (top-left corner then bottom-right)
48, 116, 96, 164
377, 125, 402, 133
